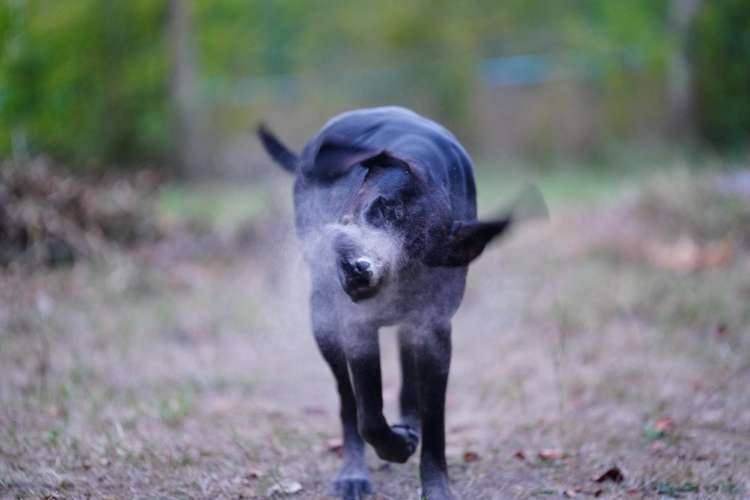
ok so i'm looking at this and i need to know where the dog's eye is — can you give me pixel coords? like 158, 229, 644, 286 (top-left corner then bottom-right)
366, 197, 387, 226
367, 197, 405, 226
385, 198, 407, 222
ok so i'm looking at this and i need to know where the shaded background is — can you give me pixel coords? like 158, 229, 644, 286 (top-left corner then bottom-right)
2, 1, 750, 499
2, 0, 749, 173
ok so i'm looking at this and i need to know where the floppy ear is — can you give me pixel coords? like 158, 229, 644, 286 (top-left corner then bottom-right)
424, 184, 548, 267
304, 139, 421, 182
306, 139, 382, 179
425, 216, 513, 267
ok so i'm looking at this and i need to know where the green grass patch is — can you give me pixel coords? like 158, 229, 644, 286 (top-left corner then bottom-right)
654, 482, 699, 497
157, 182, 275, 233
474, 163, 642, 215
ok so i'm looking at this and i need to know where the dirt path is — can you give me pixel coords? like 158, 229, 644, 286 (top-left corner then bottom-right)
1, 200, 749, 499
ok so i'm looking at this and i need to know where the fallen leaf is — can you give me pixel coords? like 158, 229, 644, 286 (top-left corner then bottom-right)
644, 236, 733, 272
654, 416, 675, 434
246, 468, 263, 480
326, 438, 343, 457
594, 466, 625, 483
563, 489, 577, 497
462, 451, 480, 463
538, 448, 567, 461
512, 449, 527, 461
266, 479, 302, 497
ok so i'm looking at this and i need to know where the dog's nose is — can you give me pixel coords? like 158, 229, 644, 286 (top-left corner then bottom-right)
338, 256, 380, 301
354, 258, 371, 274
342, 257, 373, 279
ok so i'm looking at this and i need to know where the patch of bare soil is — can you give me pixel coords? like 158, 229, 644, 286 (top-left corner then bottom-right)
1, 181, 749, 499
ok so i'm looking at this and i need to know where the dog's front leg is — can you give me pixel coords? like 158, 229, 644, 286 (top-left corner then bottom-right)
344, 328, 419, 464
311, 292, 371, 499
416, 322, 455, 500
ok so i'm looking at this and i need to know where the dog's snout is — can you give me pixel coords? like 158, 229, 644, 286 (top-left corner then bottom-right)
354, 258, 371, 274
341, 257, 373, 279
338, 256, 381, 302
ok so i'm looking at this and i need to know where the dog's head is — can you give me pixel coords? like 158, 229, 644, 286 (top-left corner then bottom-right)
309, 145, 520, 303
258, 125, 546, 303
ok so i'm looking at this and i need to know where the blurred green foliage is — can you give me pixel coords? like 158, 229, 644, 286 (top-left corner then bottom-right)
691, 0, 750, 150
0, 1, 747, 167
0, 0, 168, 165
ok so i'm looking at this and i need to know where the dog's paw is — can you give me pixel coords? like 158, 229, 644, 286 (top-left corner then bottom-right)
333, 474, 373, 500
372, 424, 418, 463
391, 423, 419, 455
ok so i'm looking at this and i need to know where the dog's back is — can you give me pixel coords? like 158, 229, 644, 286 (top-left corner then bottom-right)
299, 106, 477, 222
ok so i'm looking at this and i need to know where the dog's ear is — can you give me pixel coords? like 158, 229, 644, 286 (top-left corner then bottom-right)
304, 138, 422, 182
306, 139, 381, 179
424, 216, 513, 267
424, 185, 548, 267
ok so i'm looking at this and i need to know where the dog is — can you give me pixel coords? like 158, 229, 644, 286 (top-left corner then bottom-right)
258, 106, 544, 499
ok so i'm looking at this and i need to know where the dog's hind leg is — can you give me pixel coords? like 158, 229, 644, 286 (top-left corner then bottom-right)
416, 322, 455, 500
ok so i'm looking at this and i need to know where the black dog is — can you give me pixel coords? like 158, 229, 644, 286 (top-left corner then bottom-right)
259, 107, 541, 499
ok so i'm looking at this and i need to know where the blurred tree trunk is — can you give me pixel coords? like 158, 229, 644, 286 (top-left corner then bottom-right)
167, 0, 209, 178
667, 0, 702, 142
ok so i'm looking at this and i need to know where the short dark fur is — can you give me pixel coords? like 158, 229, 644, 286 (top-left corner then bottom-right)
258, 107, 514, 500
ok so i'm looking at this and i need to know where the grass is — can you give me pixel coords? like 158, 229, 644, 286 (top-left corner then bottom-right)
157, 179, 292, 235
475, 162, 642, 214
1, 160, 749, 498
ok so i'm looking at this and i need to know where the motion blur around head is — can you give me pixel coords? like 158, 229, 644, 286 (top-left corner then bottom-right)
260, 108, 520, 307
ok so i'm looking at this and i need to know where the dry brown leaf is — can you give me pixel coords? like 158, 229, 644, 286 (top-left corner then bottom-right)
462, 451, 480, 463
246, 468, 263, 480
512, 449, 527, 461
654, 416, 675, 434
593, 466, 625, 483
326, 438, 343, 457
644, 236, 733, 272
537, 448, 567, 461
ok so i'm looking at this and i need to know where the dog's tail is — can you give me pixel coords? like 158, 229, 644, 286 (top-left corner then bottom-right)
257, 123, 298, 174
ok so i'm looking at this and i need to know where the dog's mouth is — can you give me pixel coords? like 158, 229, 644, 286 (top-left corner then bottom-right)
338, 264, 385, 303
343, 281, 382, 302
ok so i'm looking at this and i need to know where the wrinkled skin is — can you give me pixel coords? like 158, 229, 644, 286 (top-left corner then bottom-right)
258, 107, 516, 500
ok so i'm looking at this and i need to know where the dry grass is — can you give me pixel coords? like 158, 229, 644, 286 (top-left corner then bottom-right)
1, 169, 749, 499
